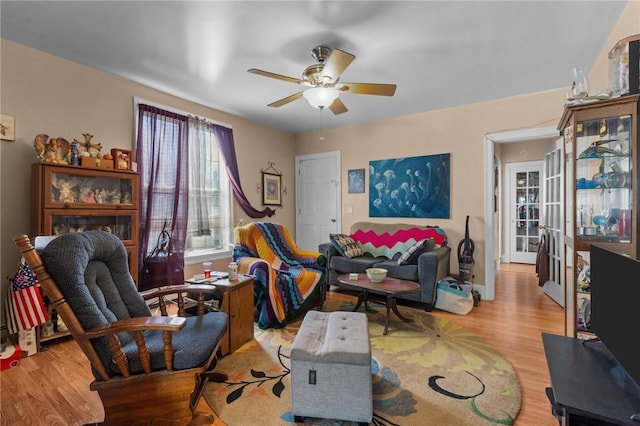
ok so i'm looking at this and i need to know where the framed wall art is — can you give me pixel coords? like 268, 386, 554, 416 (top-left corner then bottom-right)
262, 172, 282, 206
369, 153, 450, 218
348, 168, 365, 193
0, 114, 15, 141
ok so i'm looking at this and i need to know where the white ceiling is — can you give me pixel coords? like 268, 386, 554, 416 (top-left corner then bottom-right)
0, 1, 628, 134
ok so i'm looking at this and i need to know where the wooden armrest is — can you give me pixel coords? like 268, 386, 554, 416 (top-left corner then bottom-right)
140, 284, 219, 317
140, 284, 217, 300
84, 316, 188, 377
84, 316, 186, 339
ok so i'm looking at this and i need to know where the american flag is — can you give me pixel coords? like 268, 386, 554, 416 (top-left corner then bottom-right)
7, 262, 49, 333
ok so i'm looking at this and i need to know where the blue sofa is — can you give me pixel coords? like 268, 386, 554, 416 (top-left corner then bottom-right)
319, 221, 451, 311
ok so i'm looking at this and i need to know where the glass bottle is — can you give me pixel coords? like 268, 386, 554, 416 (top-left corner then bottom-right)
572, 67, 589, 101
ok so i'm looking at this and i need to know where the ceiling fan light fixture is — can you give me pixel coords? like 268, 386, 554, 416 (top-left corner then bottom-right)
303, 87, 339, 110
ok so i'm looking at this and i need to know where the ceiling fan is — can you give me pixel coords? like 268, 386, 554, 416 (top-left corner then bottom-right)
248, 46, 397, 115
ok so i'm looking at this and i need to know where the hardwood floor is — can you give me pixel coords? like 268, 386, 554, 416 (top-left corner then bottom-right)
429, 263, 564, 426
0, 264, 563, 425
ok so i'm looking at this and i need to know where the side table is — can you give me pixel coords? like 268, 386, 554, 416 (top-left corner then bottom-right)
214, 275, 255, 356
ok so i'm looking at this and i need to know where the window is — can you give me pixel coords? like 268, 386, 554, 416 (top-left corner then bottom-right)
186, 117, 231, 259
136, 101, 232, 265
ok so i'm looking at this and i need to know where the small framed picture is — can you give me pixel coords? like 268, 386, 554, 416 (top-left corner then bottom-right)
0, 114, 15, 141
111, 148, 132, 170
262, 172, 282, 206
348, 168, 365, 194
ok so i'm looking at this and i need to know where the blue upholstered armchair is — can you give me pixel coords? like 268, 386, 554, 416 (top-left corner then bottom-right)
15, 231, 228, 425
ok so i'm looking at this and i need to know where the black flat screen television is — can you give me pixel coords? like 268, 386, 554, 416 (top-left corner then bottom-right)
589, 244, 640, 388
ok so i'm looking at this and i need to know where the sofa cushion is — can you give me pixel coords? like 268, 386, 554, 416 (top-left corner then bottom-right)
397, 238, 435, 265
330, 234, 363, 258
373, 259, 419, 281
331, 255, 383, 273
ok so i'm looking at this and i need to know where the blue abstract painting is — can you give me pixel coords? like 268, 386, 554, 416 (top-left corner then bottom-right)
369, 153, 450, 218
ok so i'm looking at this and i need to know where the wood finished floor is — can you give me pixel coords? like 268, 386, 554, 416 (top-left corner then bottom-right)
0, 264, 563, 426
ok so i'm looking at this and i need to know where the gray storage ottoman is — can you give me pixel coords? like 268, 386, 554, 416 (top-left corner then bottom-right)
291, 310, 372, 424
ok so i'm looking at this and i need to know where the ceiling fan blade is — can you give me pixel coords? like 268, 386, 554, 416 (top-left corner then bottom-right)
321, 49, 355, 84
267, 91, 304, 108
248, 68, 305, 85
328, 97, 348, 115
339, 82, 397, 96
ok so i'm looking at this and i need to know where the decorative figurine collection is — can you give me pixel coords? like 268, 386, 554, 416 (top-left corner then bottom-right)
50, 173, 133, 205
32, 132, 131, 170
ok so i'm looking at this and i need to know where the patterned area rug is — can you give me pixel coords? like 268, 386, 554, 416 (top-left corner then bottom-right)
204, 299, 521, 425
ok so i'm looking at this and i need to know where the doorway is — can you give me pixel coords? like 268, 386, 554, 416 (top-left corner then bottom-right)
295, 151, 341, 251
483, 126, 559, 300
505, 161, 543, 264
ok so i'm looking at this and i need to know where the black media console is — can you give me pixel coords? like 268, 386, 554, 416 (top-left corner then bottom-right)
543, 333, 640, 425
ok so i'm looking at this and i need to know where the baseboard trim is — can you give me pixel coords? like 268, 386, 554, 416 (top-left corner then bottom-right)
472, 284, 490, 301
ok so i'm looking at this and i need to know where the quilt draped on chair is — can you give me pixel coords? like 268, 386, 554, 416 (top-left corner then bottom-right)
233, 222, 325, 329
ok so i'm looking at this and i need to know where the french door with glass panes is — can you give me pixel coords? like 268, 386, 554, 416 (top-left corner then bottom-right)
508, 161, 543, 263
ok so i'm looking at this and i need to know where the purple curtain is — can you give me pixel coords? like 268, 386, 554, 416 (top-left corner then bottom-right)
213, 124, 275, 218
136, 104, 188, 289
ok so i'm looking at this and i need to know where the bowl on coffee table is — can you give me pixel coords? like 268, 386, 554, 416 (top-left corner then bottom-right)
366, 268, 387, 283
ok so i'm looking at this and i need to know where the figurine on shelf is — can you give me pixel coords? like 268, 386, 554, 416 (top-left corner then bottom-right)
33, 134, 48, 160
78, 180, 96, 203
52, 177, 77, 203
42, 138, 69, 164
81, 190, 96, 203
109, 188, 122, 204
121, 190, 132, 204
70, 141, 81, 166
80, 133, 102, 157
117, 152, 129, 170
94, 188, 108, 204
56, 315, 68, 332
41, 321, 55, 338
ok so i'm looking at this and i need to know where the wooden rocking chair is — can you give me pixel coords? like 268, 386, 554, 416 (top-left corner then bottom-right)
15, 231, 228, 425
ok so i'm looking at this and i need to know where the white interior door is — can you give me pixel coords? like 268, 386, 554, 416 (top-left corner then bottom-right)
295, 151, 341, 251
507, 161, 543, 264
542, 138, 565, 306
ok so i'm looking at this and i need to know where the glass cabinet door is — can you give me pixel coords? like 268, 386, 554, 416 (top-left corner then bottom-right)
562, 95, 638, 338
43, 210, 138, 245
574, 114, 632, 246
42, 166, 138, 209
572, 112, 633, 338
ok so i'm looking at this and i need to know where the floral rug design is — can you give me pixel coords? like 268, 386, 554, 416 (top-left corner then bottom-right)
204, 299, 520, 425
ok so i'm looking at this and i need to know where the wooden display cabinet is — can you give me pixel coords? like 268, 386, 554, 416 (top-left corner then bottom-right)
31, 163, 140, 282
559, 94, 639, 338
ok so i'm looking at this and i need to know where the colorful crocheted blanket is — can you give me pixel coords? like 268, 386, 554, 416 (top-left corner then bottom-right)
350, 225, 448, 259
232, 222, 325, 329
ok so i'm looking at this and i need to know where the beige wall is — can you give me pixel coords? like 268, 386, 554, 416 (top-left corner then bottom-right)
294, 0, 638, 284
0, 39, 296, 300
294, 90, 566, 284
500, 139, 549, 164
1, 0, 637, 314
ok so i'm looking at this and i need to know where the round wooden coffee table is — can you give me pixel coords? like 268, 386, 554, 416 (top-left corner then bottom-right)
337, 273, 420, 335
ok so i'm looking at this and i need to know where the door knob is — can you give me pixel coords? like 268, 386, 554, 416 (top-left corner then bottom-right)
330, 218, 336, 222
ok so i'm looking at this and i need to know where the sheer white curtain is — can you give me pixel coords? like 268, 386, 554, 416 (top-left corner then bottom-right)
187, 117, 228, 252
